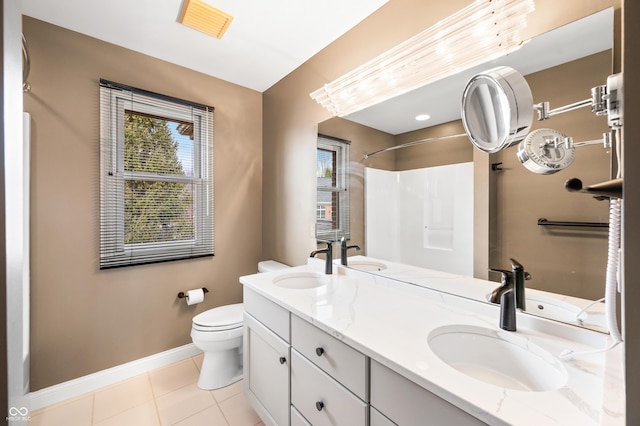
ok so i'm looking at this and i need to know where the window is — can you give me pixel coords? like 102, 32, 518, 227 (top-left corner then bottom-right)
316, 135, 350, 241
99, 80, 214, 268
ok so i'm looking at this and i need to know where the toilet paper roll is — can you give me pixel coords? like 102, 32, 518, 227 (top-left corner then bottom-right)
185, 288, 205, 306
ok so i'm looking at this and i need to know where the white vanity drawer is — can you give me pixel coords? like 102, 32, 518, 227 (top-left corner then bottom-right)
291, 349, 367, 426
291, 314, 367, 400
244, 287, 290, 342
291, 406, 312, 426
370, 360, 485, 426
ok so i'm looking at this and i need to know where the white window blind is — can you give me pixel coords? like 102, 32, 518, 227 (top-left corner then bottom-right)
99, 80, 214, 268
316, 134, 350, 241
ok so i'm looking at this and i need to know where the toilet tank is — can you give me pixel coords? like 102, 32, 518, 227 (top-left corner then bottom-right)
258, 260, 290, 273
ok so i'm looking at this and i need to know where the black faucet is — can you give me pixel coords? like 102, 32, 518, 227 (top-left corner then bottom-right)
488, 268, 517, 331
339, 237, 361, 266
489, 258, 530, 331
500, 289, 517, 331
510, 258, 527, 311
310, 240, 333, 274
488, 268, 513, 304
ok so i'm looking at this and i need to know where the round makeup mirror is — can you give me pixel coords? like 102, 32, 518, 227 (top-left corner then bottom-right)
461, 66, 534, 153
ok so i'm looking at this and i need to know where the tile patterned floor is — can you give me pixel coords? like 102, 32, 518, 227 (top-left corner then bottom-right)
30, 354, 263, 426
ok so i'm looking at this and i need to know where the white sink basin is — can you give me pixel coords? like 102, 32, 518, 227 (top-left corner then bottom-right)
272, 272, 328, 289
526, 294, 587, 323
485, 292, 587, 324
348, 260, 387, 272
428, 325, 567, 392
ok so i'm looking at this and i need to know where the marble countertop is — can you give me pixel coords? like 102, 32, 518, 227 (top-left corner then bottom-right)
343, 255, 608, 332
240, 260, 625, 425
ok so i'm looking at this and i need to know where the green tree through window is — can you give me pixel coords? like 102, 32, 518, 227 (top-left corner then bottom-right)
124, 113, 194, 245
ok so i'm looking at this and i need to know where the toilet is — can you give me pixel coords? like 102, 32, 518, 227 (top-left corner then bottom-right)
190, 260, 289, 390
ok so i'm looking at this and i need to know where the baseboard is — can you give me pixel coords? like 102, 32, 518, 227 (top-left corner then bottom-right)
29, 343, 202, 411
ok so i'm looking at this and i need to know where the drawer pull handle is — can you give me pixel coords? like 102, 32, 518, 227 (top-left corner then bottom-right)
315, 347, 325, 356
316, 401, 325, 411
279, 356, 286, 364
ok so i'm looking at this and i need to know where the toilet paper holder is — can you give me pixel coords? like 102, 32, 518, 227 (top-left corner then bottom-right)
177, 288, 209, 299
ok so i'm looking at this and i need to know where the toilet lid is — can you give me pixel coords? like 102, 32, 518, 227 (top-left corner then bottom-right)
193, 303, 244, 328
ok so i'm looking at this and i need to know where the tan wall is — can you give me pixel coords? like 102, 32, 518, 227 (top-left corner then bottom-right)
394, 121, 471, 170
24, 17, 263, 390
623, 1, 640, 423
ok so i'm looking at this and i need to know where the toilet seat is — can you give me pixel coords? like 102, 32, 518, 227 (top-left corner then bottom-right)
192, 303, 243, 331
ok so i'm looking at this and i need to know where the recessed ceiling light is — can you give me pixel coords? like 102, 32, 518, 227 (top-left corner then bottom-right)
178, 0, 234, 40
415, 114, 431, 121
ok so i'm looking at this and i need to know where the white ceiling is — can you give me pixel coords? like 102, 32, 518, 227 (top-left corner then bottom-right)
22, 0, 389, 92
22, 2, 613, 133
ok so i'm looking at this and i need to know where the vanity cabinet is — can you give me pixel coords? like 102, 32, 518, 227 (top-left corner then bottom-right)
243, 288, 484, 426
370, 360, 485, 426
243, 289, 291, 426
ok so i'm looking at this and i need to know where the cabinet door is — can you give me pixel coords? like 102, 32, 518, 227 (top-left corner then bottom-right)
370, 360, 486, 426
244, 313, 290, 426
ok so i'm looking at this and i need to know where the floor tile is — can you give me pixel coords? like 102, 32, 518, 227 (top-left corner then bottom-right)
219, 392, 261, 426
156, 382, 216, 425
192, 353, 204, 371
93, 374, 154, 423
211, 379, 243, 404
30, 357, 261, 426
150, 359, 201, 397
30, 394, 93, 426
94, 400, 160, 426
174, 405, 229, 426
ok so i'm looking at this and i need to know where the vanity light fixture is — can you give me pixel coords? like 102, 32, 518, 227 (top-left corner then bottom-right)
310, 0, 535, 117
178, 0, 234, 40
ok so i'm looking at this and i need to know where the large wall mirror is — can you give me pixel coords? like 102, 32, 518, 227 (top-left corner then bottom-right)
317, 8, 615, 332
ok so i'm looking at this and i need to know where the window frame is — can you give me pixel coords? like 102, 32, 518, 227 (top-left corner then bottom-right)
100, 81, 214, 268
316, 134, 350, 241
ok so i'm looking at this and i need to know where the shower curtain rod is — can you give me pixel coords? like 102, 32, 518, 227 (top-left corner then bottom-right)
363, 133, 468, 159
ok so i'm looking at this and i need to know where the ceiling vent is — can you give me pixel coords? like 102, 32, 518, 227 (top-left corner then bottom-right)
178, 0, 234, 39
